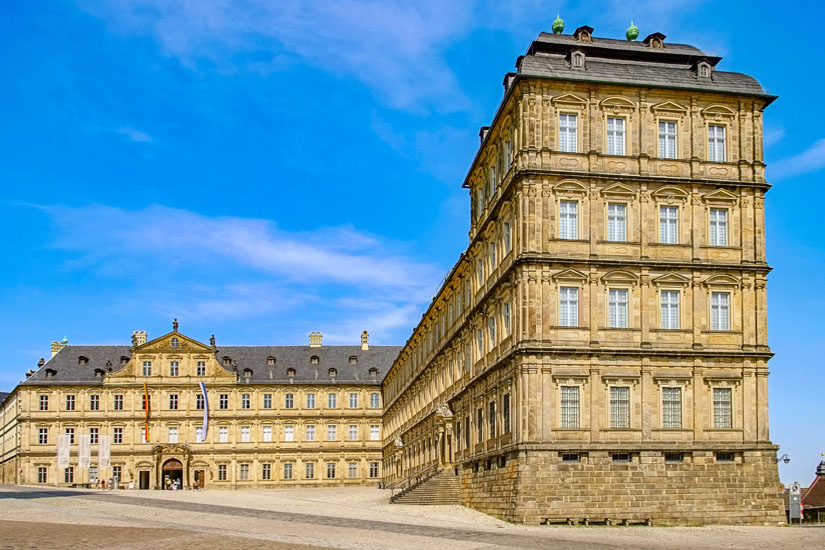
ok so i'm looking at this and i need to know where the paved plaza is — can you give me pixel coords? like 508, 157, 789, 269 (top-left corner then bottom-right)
0, 486, 823, 549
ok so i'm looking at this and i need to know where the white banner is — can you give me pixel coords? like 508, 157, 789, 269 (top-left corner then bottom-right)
57, 434, 70, 469
198, 382, 209, 443
78, 434, 91, 469
98, 435, 111, 470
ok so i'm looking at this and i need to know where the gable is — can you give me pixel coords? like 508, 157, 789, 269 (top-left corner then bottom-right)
135, 331, 213, 354
551, 93, 587, 108
601, 183, 637, 199
552, 268, 588, 282
652, 272, 691, 287
651, 100, 689, 115
702, 189, 739, 204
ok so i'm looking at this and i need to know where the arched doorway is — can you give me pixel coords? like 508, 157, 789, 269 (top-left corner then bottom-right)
162, 458, 183, 490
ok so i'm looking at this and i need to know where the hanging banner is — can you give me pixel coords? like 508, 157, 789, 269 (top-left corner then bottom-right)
143, 382, 151, 442
78, 434, 91, 468
98, 435, 111, 470
57, 434, 70, 469
198, 382, 209, 442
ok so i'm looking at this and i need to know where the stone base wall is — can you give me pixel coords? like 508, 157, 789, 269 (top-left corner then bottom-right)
460, 448, 786, 525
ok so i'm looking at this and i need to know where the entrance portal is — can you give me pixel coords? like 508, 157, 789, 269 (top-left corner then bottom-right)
139, 470, 150, 490
194, 469, 205, 489
161, 458, 184, 489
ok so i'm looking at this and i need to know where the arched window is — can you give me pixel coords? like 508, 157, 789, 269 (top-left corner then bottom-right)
310, 355, 319, 365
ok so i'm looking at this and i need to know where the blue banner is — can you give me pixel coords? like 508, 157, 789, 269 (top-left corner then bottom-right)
199, 382, 209, 443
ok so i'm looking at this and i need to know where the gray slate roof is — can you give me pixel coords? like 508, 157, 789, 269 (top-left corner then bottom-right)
0, 392, 9, 405
21, 345, 401, 386
517, 32, 771, 98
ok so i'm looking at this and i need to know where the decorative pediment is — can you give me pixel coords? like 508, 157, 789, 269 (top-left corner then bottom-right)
600, 183, 637, 199
601, 270, 639, 285
135, 331, 212, 354
652, 272, 691, 287
552, 268, 588, 282
703, 274, 740, 288
651, 100, 688, 115
551, 93, 587, 108
600, 96, 636, 115
652, 186, 689, 203
702, 188, 739, 205
701, 104, 736, 120
552, 179, 587, 197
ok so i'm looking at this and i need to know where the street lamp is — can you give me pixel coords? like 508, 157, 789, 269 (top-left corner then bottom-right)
777, 453, 790, 464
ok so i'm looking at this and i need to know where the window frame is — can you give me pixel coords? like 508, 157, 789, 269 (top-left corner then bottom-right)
606, 116, 626, 156
609, 386, 631, 429
558, 112, 579, 153
606, 202, 627, 242
660, 289, 681, 330
708, 208, 729, 247
559, 200, 578, 240
707, 124, 727, 162
607, 287, 630, 328
659, 205, 679, 244
657, 119, 678, 159
710, 291, 731, 331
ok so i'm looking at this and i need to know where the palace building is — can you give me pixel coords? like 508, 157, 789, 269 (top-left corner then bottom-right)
1, 23, 786, 525
0, 326, 398, 490
380, 24, 786, 525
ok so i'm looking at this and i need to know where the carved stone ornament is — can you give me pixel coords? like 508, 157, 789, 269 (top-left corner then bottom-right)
436, 402, 454, 417
394, 436, 404, 448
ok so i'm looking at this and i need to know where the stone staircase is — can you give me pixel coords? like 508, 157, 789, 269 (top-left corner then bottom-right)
390, 469, 460, 505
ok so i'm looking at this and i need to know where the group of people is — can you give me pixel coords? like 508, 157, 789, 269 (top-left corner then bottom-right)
165, 478, 182, 490
93, 478, 115, 490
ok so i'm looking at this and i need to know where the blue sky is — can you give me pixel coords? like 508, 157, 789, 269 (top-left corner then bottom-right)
1, 1, 823, 484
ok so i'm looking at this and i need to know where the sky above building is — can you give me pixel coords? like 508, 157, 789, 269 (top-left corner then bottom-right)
1, 1, 823, 484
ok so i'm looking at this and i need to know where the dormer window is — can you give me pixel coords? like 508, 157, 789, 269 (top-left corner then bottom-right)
349, 356, 358, 365
45, 368, 57, 378
266, 356, 276, 366
329, 368, 337, 377
573, 25, 593, 42
287, 368, 296, 377
571, 50, 585, 69
222, 356, 231, 366
78, 356, 89, 365
369, 367, 379, 377
243, 368, 253, 378
120, 356, 129, 366
643, 32, 666, 49
311, 355, 319, 365
697, 61, 712, 79
94, 369, 105, 378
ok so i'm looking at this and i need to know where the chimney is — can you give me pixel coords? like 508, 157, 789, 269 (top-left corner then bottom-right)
309, 331, 323, 347
132, 330, 147, 347
361, 330, 369, 351
50, 337, 68, 357
479, 126, 490, 144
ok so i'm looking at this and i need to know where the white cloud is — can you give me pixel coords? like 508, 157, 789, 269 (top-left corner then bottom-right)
769, 138, 825, 181
116, 126, 153, 143
764, 126, 785, 148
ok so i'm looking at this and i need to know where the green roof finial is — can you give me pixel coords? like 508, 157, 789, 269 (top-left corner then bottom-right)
552, 14, 564, 35
626, 21, 639, 41
61, 336, 68, 344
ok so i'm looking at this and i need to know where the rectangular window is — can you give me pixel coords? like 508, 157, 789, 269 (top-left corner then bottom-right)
306, 393, 316, 409
715, 452, 735, 462
464, 416, 470, 448
503, 302, 511, 336
195, 427, 203, 442
612, 453, 631, 463
489, 241, 496, 269
306, 425, 315, 442
64, 467, 74, 483
283, 463, 293, 480
263, 393, 272, 409
326, 462, 336, 479
114, 394, 123, 411
285, 393, 294, 409
607, 203, 627, 242
559, 113, 578, 153
505, 139, 512, 167
327, 425, 337, 441
89, 395, 99, 411
455, 420, 461, 450
561, 386, 580, 428
465, 343, 471, 372
142, 361, 151, 376
503, 394, 511, 434
218, 464, 227, 481
606, 117, 625, 155
348, 393, 358, 408
140, 426, 148, 443
488, 401, 497, 439
608, 289, 629, 328
241, 426, 250, 443
370, 393, 380, 408
713, 388, 733, 429
219, 426, 228, 443
659, 206, 678, 244
305, 462, 315, 479
504, 221, 512, 253
559, 201, 578, 240
476, 408, 483, 442
559, 287, 579, 327
256, 425, 269, 443
711, 292, 731, 331
709, 208, 728, 246
327, 393, 337, 409
369, 462, 379, 478
562, 452, 580, 462
219, 394, 228, 410
488, 316, 496, 347
38, 427, 48, 444
113, 427, 122, 444
708, 125, 726, 162
66, 395, 75, 411
662, 387, 682, 429
38, 467, 47, 484
196, 361, 206, 377
348, 425, 358, 441
658, 121, 677, 159
661, 290, 680, 329
369, 425, 380, 441
476, 329, 484, 357
196, 394, 204, 410
665, 452, 684, 463
241, 394, 250, 409
261, 463, 271, 480
65, 427, 75, 444
477, 258, 484, 286
112, 466, 121, 483
239, 463, 249, 481
168, 427, 178, 444
348, 462, 358, 478
89, 427, 98, 444
39, 395, 48, 411
284, 425, 294, 442
169, 361, 179, 377
610, 386, 630, 429
169, 394, 178, 410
